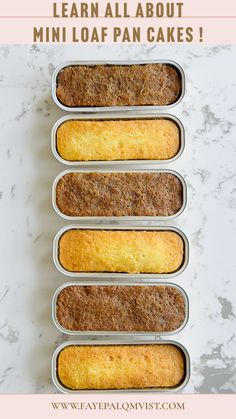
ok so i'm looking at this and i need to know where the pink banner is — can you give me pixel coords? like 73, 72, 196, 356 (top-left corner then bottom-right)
0, 394, 235, 418
0, 0, 236, 43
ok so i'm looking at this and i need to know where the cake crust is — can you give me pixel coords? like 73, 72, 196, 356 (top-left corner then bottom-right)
56, 119, 180, 161
56, 285, 186, 332
56, 64, 181, 107
57, 344, 186, 390
55, 172, 183, 217
58, 230, 184, 274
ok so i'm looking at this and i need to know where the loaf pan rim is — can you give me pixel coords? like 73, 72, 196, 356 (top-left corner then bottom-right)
52, 224, 189, 279
52, 168, 187, 221
51, 112, 185, 166
51, 339, 190, 393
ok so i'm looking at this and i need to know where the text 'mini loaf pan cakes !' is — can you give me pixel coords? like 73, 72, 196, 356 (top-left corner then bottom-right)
52, 341, 190, 392
53, 283, 188, 335
52, 61, 185, 112
53, 170, 187, 221
52, 114, 185, 165
53, 226, 189, 278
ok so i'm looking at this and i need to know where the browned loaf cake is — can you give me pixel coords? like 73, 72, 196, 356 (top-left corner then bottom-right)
56, 64, 181, 107
58, 230, 184, 274
55, 172, 183, 217
56, 285, 186, 332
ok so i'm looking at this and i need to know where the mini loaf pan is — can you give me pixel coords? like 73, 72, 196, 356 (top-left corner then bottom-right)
51, 113, 185, 166
52, 339, 190, 393
52, 281, 189, 336
53, 225, 189, 279
52, 168, 187, 221
52, 60, 185, 113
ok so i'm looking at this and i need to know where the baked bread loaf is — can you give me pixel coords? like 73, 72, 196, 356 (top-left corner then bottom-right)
55, 172, 183, 217
56, 285, 186, 332
58, 230, 184, 274
56, 64, 181, 107
57, 344, 185, 390
56, 119, 180, 161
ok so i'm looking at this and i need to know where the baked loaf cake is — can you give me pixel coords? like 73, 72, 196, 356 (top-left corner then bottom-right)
56, 285, 186, 332
56, 64, 181, 107
55, 172, 183, 217
56, 119, 180, 161
57, 344, 186, 390
58, 230, 184, 274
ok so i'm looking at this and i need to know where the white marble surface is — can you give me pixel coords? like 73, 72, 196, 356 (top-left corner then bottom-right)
0, 44, 236, 393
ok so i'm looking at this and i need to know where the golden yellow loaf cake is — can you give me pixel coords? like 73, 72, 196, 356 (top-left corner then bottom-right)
56, 119, 180, 161
56, 285, 186, 333
56, 64, 181, 107
58, 230, 184, 274
57, 344, 186, 390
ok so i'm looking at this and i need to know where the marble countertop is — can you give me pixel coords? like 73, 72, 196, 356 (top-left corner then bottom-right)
0, 44, 236, 393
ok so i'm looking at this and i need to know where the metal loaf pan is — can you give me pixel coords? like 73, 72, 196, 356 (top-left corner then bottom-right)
52, 339, 190, 393
52, 60, 185, 113
52, 168, 187, 221
51, 113, 185, 166
53, 225, 189, 279
52, 281, 189, 336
